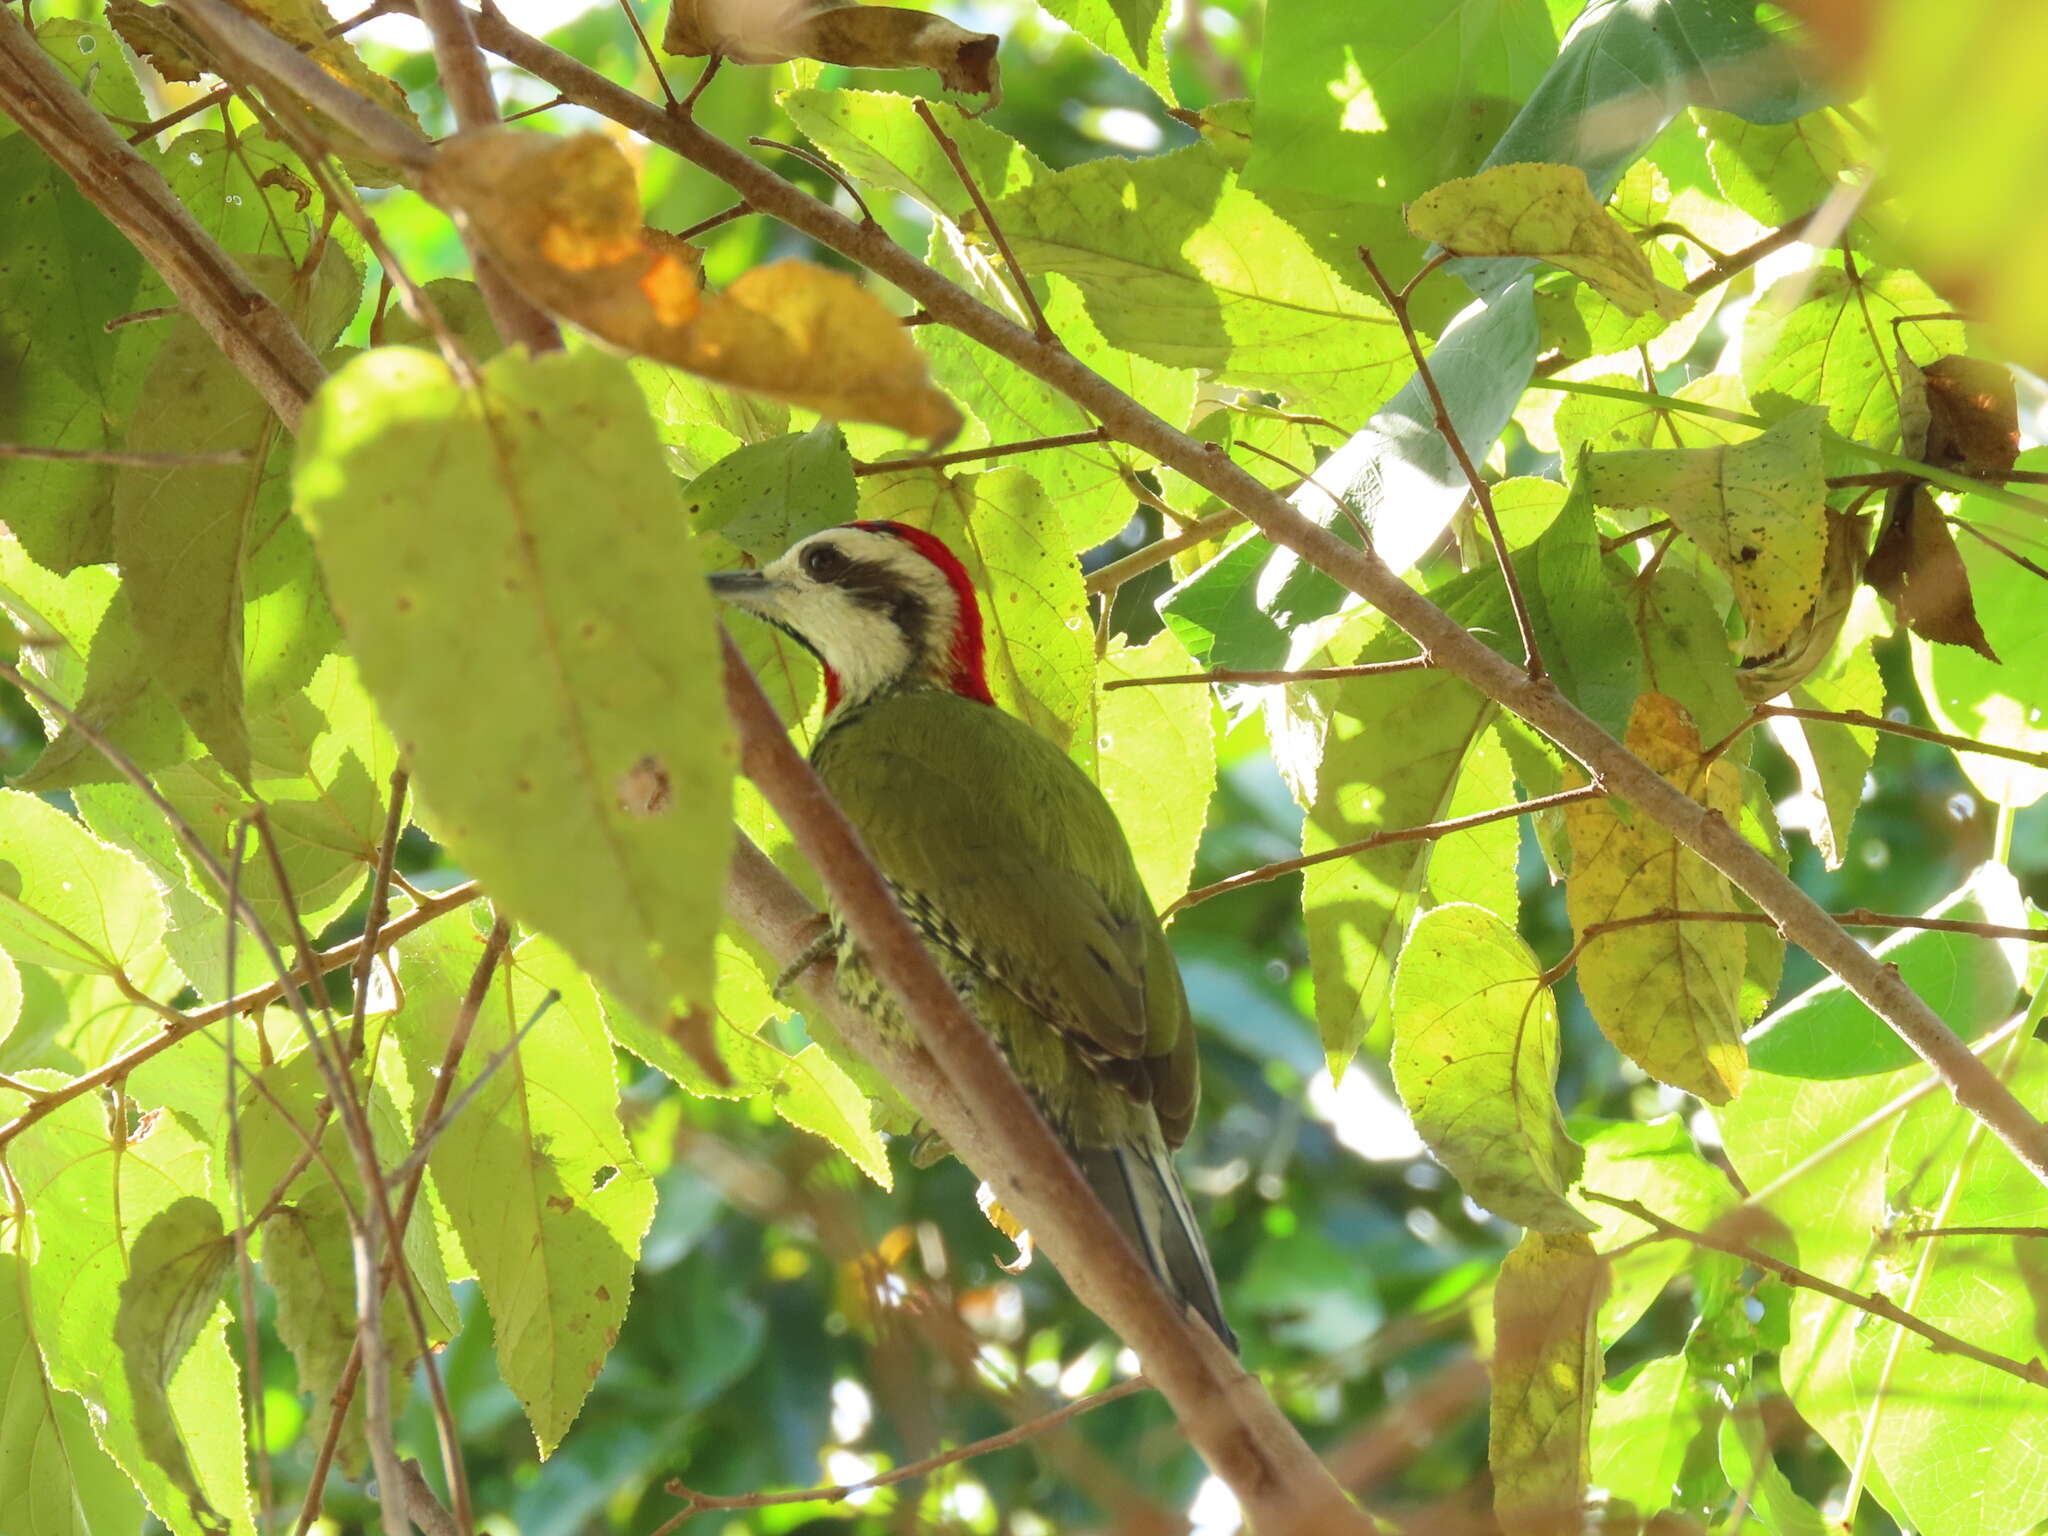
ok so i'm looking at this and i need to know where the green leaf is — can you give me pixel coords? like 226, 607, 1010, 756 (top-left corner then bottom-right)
1095, 629, 1216, 911
1523, 468, 1641, 741
1036, 0, 1172, 105
159, 131, 337, 268
0, 29, 151, 572
1697, 105, 1865, 228
1782, 620, 1882, 869
0, 1246, 147, 1536
8, 1100, 252, 1536
1591, 1355, 1709, 1520
1390, 904, 1590, 1233
1588, 407, 1827, 664
923, 235, 1191, 553
1748, 868, 2024, 1079
682, 426, 855, 561
1719, 1401, 1829, 1536
115, 1196, 236, 1533
858, 465, 1095, 763
1911, 449, 2048, 807
114, 249, 359, 780
773, 1042, 891, 1188
1634, 564, 1747, 752
783, 88, 1047, 224
397, 931, 656, 1454
989, 142, 1410, 424
1741, 265, 1963, 448
1298, 613, 1494, 1072
0, 789, 165, 976
601, 933, 791, 1098
1564, 694, 1747, 1102
1243, 0, 1556, 209
295, 345, 735, 1023
1553, 371, 1754, 466
1489, 1231, 1604, 1536
1574, 1116, 1736, 1345
633, 357, 791, 480
1408, 163, 1689, 320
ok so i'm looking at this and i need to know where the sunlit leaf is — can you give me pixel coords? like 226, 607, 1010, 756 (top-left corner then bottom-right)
1037, 0, 1170, 104
1564, 692, 1747, 1103
295, 345, 734, 1026
0, 789, 164, 977
1408, 162, 1690, 320
1095, 629, 1216, 911
1489, 1231, 1604, 1536
1588, 407, 1827, 665
1389, 904, 1590, 1233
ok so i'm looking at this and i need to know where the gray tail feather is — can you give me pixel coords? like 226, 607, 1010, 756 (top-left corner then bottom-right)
1074, 1141, 1238, 1354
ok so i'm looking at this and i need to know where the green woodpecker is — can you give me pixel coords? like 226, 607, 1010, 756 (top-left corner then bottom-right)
712, 520, 1235, 1351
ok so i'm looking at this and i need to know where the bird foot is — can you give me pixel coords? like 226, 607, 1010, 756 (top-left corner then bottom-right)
772, 918, 836, 1002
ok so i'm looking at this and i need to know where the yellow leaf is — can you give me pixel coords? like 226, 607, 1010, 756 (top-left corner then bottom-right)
107, 0, 208, 83
1489, 1231, 1605, 1536
227, 0, 421, 180
1586, 407, 1828, 663
662, 0, 999, 99
1564, 693, 1748, 1104
1408, 162, 1690, 321
425, 130, 961, 440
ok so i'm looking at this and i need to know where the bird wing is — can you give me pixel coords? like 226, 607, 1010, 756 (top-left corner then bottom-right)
815, 691, 1186, 1079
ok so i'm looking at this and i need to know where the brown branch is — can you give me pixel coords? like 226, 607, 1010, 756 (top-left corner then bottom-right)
1681, 216, 1809, 295
0, 5, 324, 428
347, 769, 410, 1061
913, 96, 1052, 344
414, 0, 564, 351
652, 1377, 1153, 1530
0, 876, 480, 1149
1358, 246, 1545, 681
1901, 1226, 2048, 1242
1103, 657, 1433, 690
747, 135, 877, 226
1759, 703, 2048, 772
671, 200, 751, 242
1582, 1192, 2048, 1390
463, 6, 2048, 1191
0, 442, 252, 466
717, 636, 1376, 1535
1167, 784, 1605, 917
853, 426, 1109, 477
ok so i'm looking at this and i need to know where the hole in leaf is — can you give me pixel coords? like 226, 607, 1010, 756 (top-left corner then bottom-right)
592, 1164, 618, 1191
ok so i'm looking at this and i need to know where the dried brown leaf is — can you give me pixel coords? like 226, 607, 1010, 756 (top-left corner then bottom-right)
1898, 349, 2019, 479
662, 0, 999, 98
1866, 482, 1999, 661
425, 130, 960, 440
108, 0, 210, 83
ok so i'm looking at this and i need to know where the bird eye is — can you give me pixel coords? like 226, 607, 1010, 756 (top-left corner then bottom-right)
801, 543, 848, 582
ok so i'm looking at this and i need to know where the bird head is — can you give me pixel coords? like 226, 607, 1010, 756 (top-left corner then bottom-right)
710, 521, 994, 715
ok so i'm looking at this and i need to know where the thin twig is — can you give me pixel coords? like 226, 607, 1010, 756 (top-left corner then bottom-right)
1581, 1192, 2048, 1390
913, 97, 1052, 343
672, 200, 751, 242
853, 426, 1109, 477
414, 0, 564, 352
611, 0, 676, 107
1359, 245, 1545, 680
1759, 704, 2048, 772
748, 136, 876, 226
1102, 657, 1433, 690
1900, 1226, 2048, 1242
653, 1377, 1152, 1530
1166, 783, 1605, 917
126, 85, 232, 144
1084, 508, 1244, 596
0, 442, 251, 467
1682, 216, 1810, 295
348, 769, 410, 1061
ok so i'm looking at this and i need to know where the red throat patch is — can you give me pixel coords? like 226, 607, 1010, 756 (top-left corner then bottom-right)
846, 520, 995, 706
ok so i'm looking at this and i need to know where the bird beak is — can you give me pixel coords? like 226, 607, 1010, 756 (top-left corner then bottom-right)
708, 568, 781, 619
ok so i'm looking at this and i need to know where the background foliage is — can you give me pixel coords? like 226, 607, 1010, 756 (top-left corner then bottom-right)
4, 1, 2048, 1534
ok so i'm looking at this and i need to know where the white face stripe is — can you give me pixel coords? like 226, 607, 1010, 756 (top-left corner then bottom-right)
761, 527, 964, 706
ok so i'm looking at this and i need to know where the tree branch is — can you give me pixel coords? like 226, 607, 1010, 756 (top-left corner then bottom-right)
1103, 657, 1434, 690
0, 5, 324, 427
452, 13, 2048, 1188
717, 637, 1375, 1535
853, 426, 1109, 477
1759, 703, 2048, 772
653, 1377, 1152, 1529
1581, 1192, 2048, 1391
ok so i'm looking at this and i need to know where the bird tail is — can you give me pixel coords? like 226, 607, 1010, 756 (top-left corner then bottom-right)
1073, 1135, 1238, 1353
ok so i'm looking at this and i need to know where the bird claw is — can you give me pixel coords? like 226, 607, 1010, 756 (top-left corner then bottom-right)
772, 918, 836, 1002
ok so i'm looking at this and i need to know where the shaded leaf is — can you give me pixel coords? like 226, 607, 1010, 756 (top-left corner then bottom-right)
1407, 162, 1689, 320
1591, 1356, 1710, 1520
295, 345, 734, 1026
1389, 904, 1591, 1234
1589, 407, 1827, 665
1490, 1231, 1605, 1536
663, 0, 998, 98
1564, 693, 1747, 1103
1900, 352, 2019, 479
107, 0, 208, 80
1036, 0, 1169, 103
115, 1197, 236, 1534
683, 426, 855, 561
1781, 619, 1883, 869
1866, 483, 1997, 660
